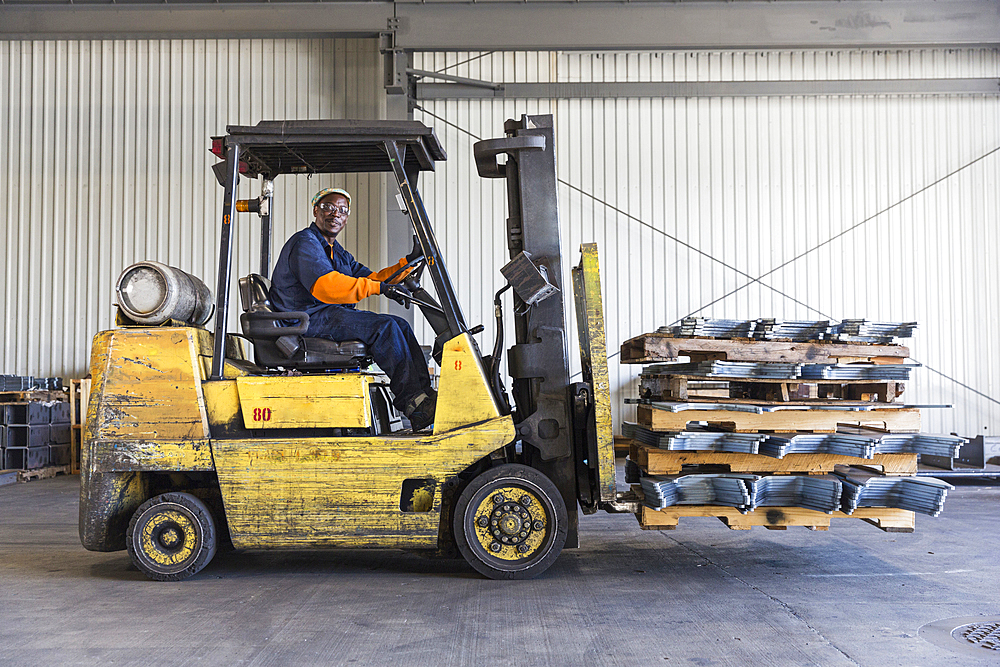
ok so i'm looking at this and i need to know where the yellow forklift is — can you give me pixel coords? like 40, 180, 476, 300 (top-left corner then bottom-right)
80, 115, 625, 580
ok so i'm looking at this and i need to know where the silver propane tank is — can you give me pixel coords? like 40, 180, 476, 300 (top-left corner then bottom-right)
115, 261, 214, 325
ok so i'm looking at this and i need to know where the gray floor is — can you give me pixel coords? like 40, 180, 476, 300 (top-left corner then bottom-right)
1, 475, 998, 667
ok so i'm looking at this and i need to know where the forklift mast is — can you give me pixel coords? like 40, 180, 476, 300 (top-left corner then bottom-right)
474, 115, 616, 545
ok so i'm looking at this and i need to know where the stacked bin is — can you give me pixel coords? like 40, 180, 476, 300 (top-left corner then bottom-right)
1, 401, 72, 470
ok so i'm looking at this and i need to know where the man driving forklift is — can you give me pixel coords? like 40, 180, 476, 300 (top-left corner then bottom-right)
269, 187, 437, 430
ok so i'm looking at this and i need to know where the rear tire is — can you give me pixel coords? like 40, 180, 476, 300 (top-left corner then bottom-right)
453, 464, 567, 580
126, 492, 217, 581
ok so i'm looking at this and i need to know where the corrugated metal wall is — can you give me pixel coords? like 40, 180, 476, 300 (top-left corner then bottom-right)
0, 38, 384, 378
412, 49, 1000, 437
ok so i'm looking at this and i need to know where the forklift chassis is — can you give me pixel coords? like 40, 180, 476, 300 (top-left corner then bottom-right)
80, 115, 615, 580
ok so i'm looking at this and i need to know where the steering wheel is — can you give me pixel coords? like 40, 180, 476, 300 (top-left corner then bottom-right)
383, 254, 426, 287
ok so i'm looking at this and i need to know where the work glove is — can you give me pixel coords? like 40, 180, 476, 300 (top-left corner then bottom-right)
405, 235, 423, 264
381, 282, 412, 309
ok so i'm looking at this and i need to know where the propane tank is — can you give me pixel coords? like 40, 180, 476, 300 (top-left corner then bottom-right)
116, 261, 214, 326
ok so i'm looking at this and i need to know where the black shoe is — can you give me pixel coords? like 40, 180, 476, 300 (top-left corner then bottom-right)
405, 390, 437, 432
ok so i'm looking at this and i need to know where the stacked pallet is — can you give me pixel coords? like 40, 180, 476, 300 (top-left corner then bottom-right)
69, 378, 91, 475
620, 319, 957, 533
0, 375, 72, 480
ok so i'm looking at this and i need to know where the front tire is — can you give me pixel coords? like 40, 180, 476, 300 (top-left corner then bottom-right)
126, 492, 217, 581
453, 464, 568, 580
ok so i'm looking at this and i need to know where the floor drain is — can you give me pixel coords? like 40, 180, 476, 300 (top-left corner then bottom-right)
919, 616, 1000, 658
956, 622, 1000, 651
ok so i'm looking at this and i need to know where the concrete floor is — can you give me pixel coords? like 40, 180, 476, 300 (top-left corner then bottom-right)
1, 475, 998, 667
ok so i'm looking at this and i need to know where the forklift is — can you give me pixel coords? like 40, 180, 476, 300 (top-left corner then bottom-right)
80, 114, 628, 581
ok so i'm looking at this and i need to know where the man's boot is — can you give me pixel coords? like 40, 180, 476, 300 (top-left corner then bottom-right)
405, 389, 437, 432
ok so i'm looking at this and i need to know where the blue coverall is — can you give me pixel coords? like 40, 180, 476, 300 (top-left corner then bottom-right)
270, 223, 431, 411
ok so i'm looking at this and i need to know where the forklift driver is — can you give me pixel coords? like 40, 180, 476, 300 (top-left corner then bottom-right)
270, 187, 437, 431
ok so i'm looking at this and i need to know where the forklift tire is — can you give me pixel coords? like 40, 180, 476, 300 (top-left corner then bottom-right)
453, 464, 567, 580
126, 492, 218, 582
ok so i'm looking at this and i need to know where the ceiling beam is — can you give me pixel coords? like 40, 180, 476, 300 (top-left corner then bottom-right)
1, 1, 996, 51
417, 79, 1000, 100
394, 1, 1000, 51
0, 3, 391, 39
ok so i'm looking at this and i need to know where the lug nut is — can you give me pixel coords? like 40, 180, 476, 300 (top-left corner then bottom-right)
520, 495, 532, 506
493, 494, 505, 504
477, 516, 489, 527
490, 542, 501, 552
532, 520, 543, 530
517, 544, 529, 554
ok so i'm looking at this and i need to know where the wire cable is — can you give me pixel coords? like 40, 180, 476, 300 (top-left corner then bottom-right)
415, 105, 832, 319
678, 144, 1000, 321
412, 106, 1000, 406
434, 52, 498, 74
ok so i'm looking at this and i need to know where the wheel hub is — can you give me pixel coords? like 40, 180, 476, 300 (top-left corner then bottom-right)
137, 508, 199, 569
472, 485, 548, 561
157, 526, 183, 550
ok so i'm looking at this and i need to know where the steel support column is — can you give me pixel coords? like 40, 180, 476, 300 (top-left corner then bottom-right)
211, 143, 241, 381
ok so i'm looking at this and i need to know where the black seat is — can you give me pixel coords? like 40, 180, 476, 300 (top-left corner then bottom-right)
238, 274, 370, 371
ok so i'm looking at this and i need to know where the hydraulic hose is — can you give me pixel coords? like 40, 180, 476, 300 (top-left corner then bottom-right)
491, 284, 513, 415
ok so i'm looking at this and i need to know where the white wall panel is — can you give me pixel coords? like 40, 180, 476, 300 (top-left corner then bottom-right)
0, 38, 384, 379
413, 49, 1000, 438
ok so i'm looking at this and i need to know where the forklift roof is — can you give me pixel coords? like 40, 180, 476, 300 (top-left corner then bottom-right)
217, 120, 447, 178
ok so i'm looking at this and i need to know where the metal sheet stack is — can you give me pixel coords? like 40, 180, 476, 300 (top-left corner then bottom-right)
657, 318, 755, 338
652, 318, 916, 344
645, 361, 804, 379
623, 422, 765, 454
622, 317, 958, 530
640, 474, 756, 511
830, 320, 918, 344
750, 475, 843, 513
835, 465, 952, 516
627, 421, 965, 462
754, 319, 833, 341
800, 364, 916, 381
874, 434, 966, 457
759, 433, 878, 459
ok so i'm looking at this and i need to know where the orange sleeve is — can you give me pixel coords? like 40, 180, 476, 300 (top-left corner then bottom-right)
310, 271, 382, 304
368, 257, 412, 283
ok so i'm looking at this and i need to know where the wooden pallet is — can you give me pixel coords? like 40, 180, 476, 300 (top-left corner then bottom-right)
639, 375, 904, 403
635, 404, 920, 433
637, 504, 915, 532
0, 389, 67, 403
69, 378, 91, 475
630, 441, 917, 475
16, 464, 72, 482
620, 334, 909, 365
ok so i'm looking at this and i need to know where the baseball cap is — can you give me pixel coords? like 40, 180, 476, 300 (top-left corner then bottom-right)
312, 187, 352, 207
